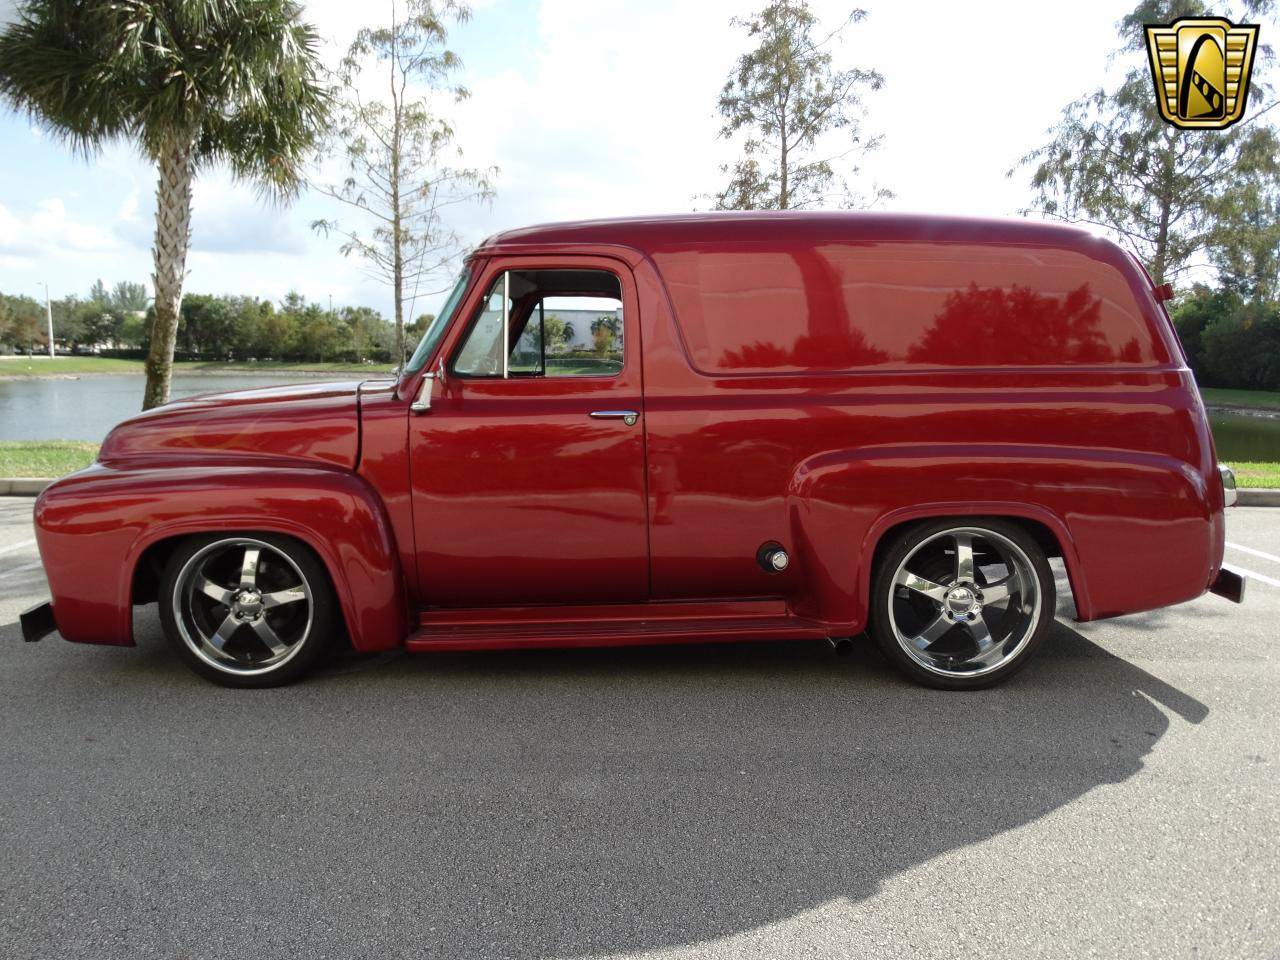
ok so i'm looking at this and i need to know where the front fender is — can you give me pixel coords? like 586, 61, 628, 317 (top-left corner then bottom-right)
786, 443, 1215, 629
34, 459, 406, 653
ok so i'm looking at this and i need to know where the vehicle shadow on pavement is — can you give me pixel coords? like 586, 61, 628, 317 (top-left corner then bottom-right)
0, 612, 1207, 959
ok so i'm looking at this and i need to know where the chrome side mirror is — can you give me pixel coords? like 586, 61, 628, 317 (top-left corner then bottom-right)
410, 357, 446, 414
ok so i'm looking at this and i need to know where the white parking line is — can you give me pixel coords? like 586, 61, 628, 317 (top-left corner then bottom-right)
1226, 563, 1280, 590
1226, 541, 1280, 566
0, 538, 36, 557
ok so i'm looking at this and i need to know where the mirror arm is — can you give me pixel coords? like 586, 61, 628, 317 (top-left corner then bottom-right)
411, 357, 447, 415
410, 374, 434, 414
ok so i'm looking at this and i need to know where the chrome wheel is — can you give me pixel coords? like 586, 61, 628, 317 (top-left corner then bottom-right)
172, 537, 313, 678
887, 526, 1042, 679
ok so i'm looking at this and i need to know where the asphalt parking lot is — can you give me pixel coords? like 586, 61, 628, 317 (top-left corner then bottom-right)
0, 496, 1277, 960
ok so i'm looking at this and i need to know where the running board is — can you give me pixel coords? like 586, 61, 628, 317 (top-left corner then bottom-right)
405, 600, 830, 652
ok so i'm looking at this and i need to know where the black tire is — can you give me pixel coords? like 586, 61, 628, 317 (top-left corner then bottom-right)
159, 532, 338, 688
868, 518, 1055, 690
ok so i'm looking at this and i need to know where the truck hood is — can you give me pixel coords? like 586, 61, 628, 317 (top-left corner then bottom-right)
98, 379, 368, 469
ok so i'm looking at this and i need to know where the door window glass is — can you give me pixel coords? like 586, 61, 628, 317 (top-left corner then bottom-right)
452, 269, 624, 378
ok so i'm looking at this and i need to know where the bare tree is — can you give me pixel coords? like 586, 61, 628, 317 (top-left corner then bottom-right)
314, 0, 495, 365
1014, 0, 1280, 286
714, 0, 889, 210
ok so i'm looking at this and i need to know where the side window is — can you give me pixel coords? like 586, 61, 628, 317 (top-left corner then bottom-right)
521, 296, 624, 376
452, 268, 624, 378
653, 245, 1158, 373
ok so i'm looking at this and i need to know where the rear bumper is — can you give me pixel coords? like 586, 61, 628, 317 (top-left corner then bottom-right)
1210, 566, 1246, 604
19, 601, 56, 642
1219, 464, 1238, 507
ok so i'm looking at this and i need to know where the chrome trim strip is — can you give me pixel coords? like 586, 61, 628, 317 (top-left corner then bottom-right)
501, 270, 509, 380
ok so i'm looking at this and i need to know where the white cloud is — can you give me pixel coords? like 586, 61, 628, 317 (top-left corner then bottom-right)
442, 0, 744, 236
6, 0, 1268, 314
115, 187, 141, 225
0, 204, 25, 255
190, 179, 310, 256
0, 197, 118, 258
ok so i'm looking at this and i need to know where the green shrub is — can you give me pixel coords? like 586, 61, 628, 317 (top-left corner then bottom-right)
1171, 286, 1280, 391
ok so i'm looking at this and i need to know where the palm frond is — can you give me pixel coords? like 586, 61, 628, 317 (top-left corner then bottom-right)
0, 0, 331, 196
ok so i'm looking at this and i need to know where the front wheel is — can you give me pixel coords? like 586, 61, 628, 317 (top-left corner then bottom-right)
159, 533, 337, 687
869, 519, 1055, 690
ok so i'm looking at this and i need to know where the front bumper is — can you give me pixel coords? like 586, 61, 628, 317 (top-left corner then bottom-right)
19, 601, 56, 642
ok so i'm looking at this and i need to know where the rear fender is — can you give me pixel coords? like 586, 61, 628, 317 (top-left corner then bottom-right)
786, 444, 1213, 629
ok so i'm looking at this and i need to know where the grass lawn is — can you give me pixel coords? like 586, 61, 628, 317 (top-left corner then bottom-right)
0, 356, 388, 377
1226, 461, 1280, 489
1200, 387, 1280, 410
0, 441, 98, 478
0, 356, 145, 375
177, 359, 391, 375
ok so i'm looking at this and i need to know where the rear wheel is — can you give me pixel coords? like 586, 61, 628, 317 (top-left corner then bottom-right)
869, 519, 1055, 690
159, 533, 337, 687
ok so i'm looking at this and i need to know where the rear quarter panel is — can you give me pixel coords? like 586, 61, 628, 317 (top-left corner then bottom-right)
634, 234, 1221, 629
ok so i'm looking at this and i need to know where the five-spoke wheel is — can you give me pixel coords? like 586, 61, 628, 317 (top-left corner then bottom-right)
869, 520, 1055, 689
160, 534, 337, 687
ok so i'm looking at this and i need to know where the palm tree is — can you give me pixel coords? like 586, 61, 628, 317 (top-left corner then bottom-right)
0, 1, 329, 408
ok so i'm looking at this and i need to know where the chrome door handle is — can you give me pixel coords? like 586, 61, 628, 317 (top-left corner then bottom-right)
590, 410, 639, 426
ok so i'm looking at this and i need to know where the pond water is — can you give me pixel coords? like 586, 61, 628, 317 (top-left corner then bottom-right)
1208, 411, 1280, 463
3, 375, 1280, 462
0, 374, 328, 442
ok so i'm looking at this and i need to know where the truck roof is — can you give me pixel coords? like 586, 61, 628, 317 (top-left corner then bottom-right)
478, 211, 1106, 257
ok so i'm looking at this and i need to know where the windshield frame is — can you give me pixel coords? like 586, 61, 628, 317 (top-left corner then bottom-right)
402, 265, 474, 376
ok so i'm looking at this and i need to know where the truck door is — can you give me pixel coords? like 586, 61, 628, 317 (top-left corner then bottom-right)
407, 257, 649, 607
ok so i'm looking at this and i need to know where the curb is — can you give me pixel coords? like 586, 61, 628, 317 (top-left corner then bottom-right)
1239, 488, 1280, 507
0, 478, 52, 496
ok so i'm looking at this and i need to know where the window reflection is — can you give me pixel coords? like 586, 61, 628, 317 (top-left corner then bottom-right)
652, 244, 1156, 373
908, 283, 1113, 365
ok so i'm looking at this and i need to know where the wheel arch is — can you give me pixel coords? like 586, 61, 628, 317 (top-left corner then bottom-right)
132, 528, 347, 639
783, 442, 1212, 629
858, 503, 1090, 621
123, 513, 402, 655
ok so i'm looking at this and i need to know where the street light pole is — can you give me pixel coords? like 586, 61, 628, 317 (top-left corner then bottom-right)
40, 283, 54, 359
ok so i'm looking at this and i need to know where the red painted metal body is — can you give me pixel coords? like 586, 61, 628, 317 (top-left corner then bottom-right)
32, 212, 1227, 656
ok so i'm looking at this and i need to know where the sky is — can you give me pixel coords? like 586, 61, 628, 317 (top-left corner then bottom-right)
0, 0, 1272, 321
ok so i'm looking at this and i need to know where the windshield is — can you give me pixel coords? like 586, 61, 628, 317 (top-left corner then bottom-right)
404, 267, 472, 373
